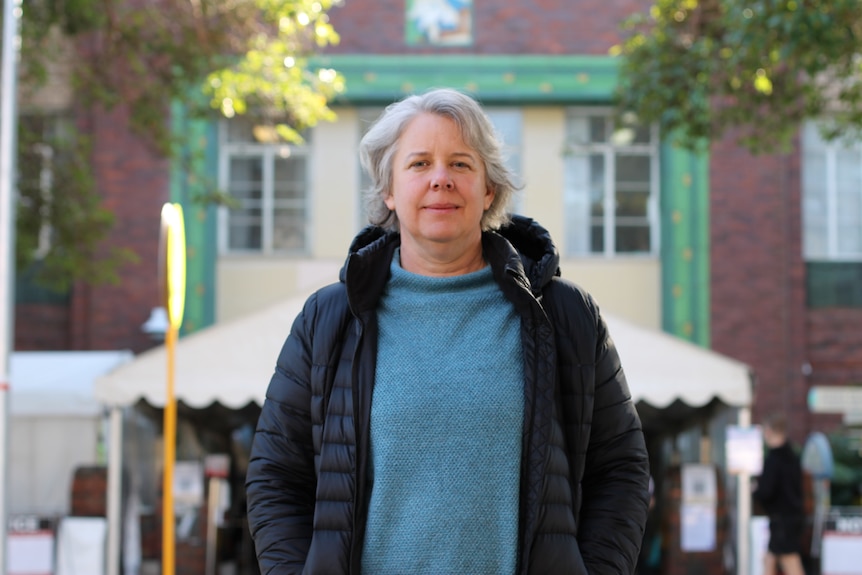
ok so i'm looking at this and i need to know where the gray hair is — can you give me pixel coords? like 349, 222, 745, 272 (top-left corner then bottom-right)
359, 88, 521, 232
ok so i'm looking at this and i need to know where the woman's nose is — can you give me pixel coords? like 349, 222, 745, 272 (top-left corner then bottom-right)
431, 167, 453, 189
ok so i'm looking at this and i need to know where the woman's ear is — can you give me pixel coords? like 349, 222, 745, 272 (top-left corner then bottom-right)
484, 185, 496, 210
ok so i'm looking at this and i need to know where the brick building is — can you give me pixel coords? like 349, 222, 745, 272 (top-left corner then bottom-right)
12, 0, 862, 572
16, 0, 859, 443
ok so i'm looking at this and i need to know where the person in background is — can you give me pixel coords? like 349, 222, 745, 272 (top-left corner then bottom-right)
754, 413, 806, 575
245, 87, 651, 574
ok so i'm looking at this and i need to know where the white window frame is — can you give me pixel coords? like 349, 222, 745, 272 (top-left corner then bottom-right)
802, 121, 862, 262
217, 121, 311, 255
562, 107, 660, 257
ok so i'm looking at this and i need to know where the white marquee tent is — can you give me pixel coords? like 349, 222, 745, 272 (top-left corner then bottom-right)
9, 350, 133, 517
93, 288, 753, 575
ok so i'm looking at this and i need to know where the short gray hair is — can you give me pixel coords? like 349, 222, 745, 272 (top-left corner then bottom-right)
359, 88, 521, 232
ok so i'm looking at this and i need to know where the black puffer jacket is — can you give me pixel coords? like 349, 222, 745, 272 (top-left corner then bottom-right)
246, 215, 650, 574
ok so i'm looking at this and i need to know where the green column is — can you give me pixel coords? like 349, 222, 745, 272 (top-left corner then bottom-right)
660, 141, 710, 346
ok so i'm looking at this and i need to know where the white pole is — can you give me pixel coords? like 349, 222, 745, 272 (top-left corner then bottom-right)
0, 1, 23, 573
737, 407, 752, 575
106, 407, 123, 575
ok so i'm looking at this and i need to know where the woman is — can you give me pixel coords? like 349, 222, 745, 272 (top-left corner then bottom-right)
246, 88, 650, 574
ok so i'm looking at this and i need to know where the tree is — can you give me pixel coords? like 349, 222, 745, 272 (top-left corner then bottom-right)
15, 0, 344, 290
613, 0, 862, 154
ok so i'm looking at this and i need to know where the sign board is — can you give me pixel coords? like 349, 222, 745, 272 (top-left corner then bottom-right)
9, 530, 54, 575
821, 509, 862, 575
808, 386, 862, 414
680, 464, 717, 552
726, 425, 763, 475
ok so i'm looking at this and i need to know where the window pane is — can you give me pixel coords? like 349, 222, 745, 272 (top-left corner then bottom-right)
616, 225, 651, 253
802, 147, 828, 258
274, 156, 306, 201
273, 207, 306, 251
565, 115, 590, 146
615, 154, 651, 188
617, 190, 649, 217
807, 262, 862, 307
630, 125, 651, 144
228, 216, 262, 251
487, 109, 523, 212
564, 153, 605, 254
273, 156, 306, 251
564, 110, 656, 256
227, 157, 263, 250
590, 155, 605, 217
590, 224, 604, 252
564, 154, 591, 254
801, 120, 862, 261
589, 116, 606, 143
836, 149, 861, 256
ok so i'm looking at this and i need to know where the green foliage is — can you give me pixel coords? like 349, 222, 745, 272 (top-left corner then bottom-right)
16, 0, 344, 290
827, 431, 862, 506
614, 0, 862, 154
16, 117, 138, 291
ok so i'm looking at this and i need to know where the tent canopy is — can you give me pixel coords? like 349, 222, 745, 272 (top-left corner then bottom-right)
95, 289, 752, 433
11, 350, 134, 417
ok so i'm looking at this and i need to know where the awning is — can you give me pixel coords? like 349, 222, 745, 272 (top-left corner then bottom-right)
604, 315, 753, 435
95, 289, 752, 430
11, 350, 134, 417
94, 290, 315, 409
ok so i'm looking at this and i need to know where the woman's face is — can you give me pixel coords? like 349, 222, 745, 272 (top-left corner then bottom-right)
386, 113, 494, 265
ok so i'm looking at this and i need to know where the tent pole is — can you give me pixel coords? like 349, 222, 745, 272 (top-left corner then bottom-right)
106, 406, 123, 575
737, 407, 752, 575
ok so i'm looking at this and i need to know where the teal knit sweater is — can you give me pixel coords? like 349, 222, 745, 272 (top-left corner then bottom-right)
360, 253, 524, 575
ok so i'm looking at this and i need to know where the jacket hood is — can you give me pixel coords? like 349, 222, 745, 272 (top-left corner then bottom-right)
495, 215, 561, 293
339, 214, 561, 295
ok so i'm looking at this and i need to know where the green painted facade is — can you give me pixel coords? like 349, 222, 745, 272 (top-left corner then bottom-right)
312, 54, 619, 104
177, 54, 710, 345
660, 141, 710, 346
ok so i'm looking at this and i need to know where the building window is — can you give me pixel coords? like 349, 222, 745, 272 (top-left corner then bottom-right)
802, 122, 862, 261
486, 108, 523, 214
802, 122, 862, 307
218, 121, 310, 254
563, 109, 659, 256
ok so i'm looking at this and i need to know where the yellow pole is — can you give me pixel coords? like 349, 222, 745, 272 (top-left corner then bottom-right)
160, 203, 185, 575
163, 323, 178, 575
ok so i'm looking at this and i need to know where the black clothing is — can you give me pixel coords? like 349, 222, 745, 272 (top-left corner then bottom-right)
246, 215, 651, 574
754, 440, 804, 555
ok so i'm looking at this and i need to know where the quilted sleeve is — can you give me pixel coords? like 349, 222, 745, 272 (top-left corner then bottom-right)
245, 292, 320, 575
578, 294, 651, 574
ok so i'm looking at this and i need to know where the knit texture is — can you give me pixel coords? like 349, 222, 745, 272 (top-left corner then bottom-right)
360, 252, 524, 575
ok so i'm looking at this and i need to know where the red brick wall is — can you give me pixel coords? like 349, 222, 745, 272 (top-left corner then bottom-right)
327, 0, 650, 55
806, 309, 862, 432
14, 303, 69, 349
15, 104, 167, 353
709, 133, 811, 442
65, 104, 169, 353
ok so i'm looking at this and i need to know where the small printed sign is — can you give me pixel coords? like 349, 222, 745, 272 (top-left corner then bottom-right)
726, 425, 764, 476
